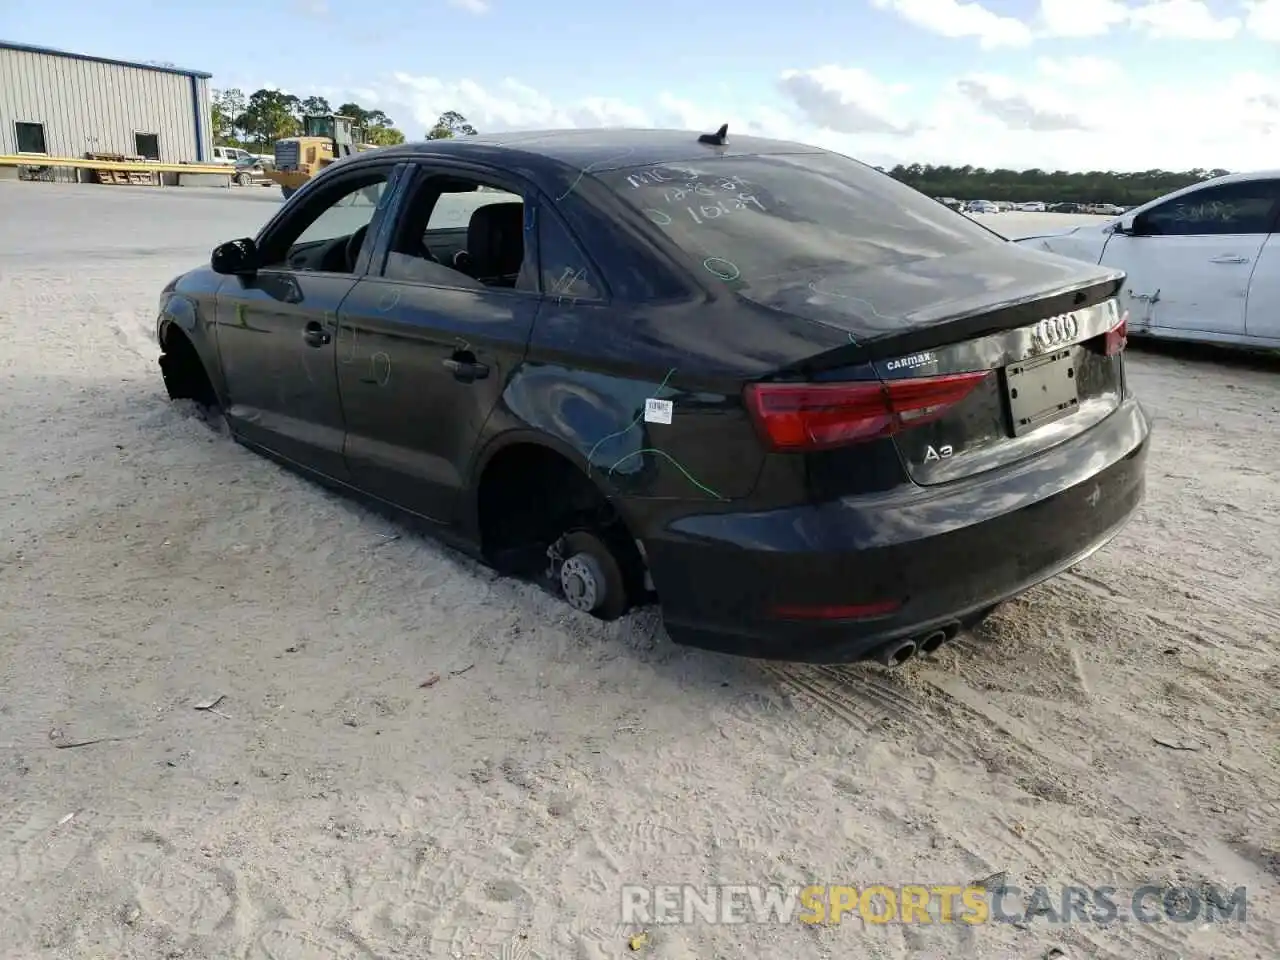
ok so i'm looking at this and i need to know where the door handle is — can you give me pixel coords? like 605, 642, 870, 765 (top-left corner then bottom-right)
302, 322, 331, 347
1209, 256, 1249, 264
442, 355, 489, 382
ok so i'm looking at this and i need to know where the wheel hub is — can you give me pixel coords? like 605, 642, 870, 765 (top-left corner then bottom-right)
559, 553, 605, 612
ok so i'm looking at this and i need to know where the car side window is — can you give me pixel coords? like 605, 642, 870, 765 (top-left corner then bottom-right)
426, 188, 523, 231
538, 207, 605, 302
257, 171, 392, 274
1141, 181, 1280, 237
381, 169, 537, 293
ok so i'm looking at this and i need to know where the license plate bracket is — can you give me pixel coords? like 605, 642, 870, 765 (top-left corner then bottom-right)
1003, 349, 1080, 437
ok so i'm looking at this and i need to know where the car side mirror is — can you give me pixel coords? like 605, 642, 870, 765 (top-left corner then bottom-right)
211, 237, 258, 275
1117, 213, 1151, 237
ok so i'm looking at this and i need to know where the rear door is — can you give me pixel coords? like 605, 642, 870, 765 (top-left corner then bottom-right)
334, 160, 541, 524
1098, 178, 1280, 338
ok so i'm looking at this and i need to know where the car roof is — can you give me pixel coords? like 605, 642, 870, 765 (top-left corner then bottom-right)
1119, 166, 1280, 219
1209, 168, 1280, 184
368, 127, 825, 177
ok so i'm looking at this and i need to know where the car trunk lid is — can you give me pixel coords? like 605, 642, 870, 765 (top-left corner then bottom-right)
870, 299, 1129, 485
741, 252, 1129, 486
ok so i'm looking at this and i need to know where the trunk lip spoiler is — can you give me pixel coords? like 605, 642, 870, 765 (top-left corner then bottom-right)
765, 272, 1125, 377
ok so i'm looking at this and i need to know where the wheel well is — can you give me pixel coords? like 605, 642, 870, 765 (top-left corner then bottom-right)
476, 443, 648, 590
159, 324, 218, 408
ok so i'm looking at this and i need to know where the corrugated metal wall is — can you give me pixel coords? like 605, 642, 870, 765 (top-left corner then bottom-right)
0, 47, 210, 162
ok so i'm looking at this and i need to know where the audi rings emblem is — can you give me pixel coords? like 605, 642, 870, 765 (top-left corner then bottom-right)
1033, 312, 1080, 350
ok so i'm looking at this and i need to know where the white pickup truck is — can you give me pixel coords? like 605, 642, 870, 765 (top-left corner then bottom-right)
211, 146, 253, 165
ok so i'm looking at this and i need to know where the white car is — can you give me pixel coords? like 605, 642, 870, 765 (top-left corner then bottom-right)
1013, 170, 1280, 349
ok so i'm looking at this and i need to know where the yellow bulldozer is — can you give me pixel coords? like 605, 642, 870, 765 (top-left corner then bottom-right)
265, 113, 378, 200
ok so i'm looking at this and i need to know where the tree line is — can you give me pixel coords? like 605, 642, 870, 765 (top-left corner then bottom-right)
210, 88, 479, 149
886, 163, 1233, 206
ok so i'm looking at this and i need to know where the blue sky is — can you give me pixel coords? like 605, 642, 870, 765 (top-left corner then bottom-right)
2, 0, 1276, 171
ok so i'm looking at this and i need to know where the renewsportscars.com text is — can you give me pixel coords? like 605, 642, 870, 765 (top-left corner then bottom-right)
620, 883, 1249, 926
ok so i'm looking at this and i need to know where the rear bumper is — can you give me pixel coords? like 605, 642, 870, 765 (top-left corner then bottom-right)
643, 397, 1151, 664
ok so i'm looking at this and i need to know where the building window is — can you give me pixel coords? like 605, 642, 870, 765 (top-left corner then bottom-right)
15, 122, 47, 155
134, 133, 160, 160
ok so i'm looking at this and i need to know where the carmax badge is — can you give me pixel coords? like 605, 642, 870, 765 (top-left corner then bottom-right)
885, 351, 936, 372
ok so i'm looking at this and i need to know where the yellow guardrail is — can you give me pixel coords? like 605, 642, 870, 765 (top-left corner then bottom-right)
0, 154, 234, 175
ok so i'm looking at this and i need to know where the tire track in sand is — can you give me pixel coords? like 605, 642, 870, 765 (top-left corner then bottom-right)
253, 919, 379, 960
759, 661, 980, 769
101, 831, 237, 941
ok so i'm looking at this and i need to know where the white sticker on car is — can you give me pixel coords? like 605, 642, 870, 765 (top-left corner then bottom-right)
644, 398, 674, 425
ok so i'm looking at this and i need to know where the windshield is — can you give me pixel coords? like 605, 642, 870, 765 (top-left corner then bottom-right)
305, 117, 335, 138
595, 153, 1003, 293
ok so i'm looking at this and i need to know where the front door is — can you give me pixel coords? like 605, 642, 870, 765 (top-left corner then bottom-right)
336, 165, 540, 523
215, 273, 357, 477
214, 165, 399, 480
1100, 178, 1280, 338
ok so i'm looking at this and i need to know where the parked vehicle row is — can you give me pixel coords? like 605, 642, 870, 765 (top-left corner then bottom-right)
156, 129, 1149, 667
933, 197, 1129, 215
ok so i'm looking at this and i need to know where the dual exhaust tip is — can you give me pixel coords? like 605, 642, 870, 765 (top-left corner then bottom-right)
876, 623, 959, 668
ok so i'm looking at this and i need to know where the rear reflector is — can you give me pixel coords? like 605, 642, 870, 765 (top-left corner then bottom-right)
1102, 311, 1129, 356
770, 599, 903, 620
744, 371, 990, 452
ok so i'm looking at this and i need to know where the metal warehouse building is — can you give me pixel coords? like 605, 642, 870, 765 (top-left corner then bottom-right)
0, 40, 213, 164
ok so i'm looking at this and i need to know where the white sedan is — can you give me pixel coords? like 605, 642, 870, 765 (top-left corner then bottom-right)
1012, 170, 1280, 349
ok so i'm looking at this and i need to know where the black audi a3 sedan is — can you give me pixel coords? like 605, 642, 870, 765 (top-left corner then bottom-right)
155, 127, 1149, 666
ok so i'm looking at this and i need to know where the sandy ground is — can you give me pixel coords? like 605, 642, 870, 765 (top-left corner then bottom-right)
1, 184, 1277, 960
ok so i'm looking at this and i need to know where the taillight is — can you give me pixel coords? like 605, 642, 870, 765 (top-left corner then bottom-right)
744, 371, 990, 452
1102, 311, 1128, 356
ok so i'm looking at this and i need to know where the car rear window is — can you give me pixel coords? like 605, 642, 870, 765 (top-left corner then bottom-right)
594, 153, 1004, 292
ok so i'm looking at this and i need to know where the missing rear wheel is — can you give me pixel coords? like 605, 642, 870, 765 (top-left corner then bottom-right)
549, 530, 630, 621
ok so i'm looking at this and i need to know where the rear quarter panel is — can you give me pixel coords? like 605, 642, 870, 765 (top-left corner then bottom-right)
492, 298, 763, 506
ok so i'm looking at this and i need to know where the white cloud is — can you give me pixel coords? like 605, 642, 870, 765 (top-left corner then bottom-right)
1035, 56, 1124, 86
954, 73, 1092, 132
449, 0, 490, 12
357, 74, 654, 136
1036, 0, 1130, 37
1127, 0, 1241, 39
778, 66, 919, 135
870, 0, 1034, 47
317, 62, 1280, 175
1245, 0, 1280, 39
874, 0, 1241, 42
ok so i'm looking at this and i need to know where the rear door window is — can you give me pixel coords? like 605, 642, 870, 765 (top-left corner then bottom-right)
594, 153, 1004, 294
537, 207, 605, 301
1139, 180, 1280, 236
